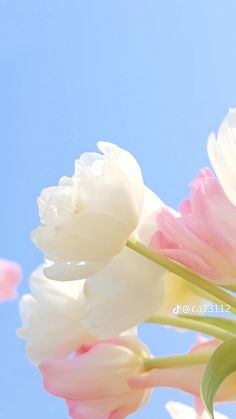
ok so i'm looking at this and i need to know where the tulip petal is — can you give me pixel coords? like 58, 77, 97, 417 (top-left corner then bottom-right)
165, 401, 229, 419
129, 337, 235, 403
82, 247, 165, 338
40, 338, 150, 418
17, 265, 94, 364
0, 259, 21, 302
151, 168, 236, 284
208, 109, 236, 206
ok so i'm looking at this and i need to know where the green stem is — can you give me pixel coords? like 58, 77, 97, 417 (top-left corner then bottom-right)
222, 285, 236, 293
126, 237, 236, 315
144, 353, 210, 371
185, 282, 230, 308
146, 315, 234, 341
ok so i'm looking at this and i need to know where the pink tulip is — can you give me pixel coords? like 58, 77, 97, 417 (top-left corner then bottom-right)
129, 336, 236, 402
150, 168, 236, 284
0, 259, 21, 302
39, 337, 151, 419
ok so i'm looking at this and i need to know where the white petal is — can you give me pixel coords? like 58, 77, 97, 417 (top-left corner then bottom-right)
213, 411, 230, 419
97, 141, 144, 209
17, 265, 94, 364
165, 401, 195, 419
159, 272, 206, 315
33, 142, 145, 276
208, 109, 236, 206
137, 187, 164, 244
44, 260, 107, 281
32, 211, 131, 264
81, 247, 165, 338
165, 401, 229, 419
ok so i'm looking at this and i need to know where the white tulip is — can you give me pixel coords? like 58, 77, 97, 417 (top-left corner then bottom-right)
81, 246, 165, 338
166, 401, 229, 419
81, 188, 165, 338
208, 108, 236, 206
17, 265, 95, 364
32, 142, 144, 280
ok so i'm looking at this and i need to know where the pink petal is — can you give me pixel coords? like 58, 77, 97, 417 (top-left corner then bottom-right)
151, 230, 179, 250
66, 399, 110, 419
179, 199, 192, 215
151, 168, 236, 284
129, 337, 221, 397
66, 398, 136, 419
194, 396, 205, 416
129, 366, 205, 395
130, 336, 236, 402
40, 339, 150, 418
0, 259, 22, 302
153, 247, 222, 281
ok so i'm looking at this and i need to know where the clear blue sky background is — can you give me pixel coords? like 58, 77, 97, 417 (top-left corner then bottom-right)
1, 1, 236, 418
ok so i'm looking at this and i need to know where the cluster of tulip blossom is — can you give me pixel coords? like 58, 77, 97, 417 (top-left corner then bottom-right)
16, 109, 236, 418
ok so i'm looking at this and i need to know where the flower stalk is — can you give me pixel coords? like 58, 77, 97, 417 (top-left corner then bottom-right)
127, 237, 236, 315
146, 315, 235, 341
144, 352, 210, 371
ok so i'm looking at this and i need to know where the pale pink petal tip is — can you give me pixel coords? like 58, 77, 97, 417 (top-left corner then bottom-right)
40, 338, 150, 418
0, 259, 22, 302
151, 167, 236, 284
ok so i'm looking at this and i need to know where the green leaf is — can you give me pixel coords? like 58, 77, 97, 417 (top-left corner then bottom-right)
201, 338, 236, 418
179, 315, 236, 336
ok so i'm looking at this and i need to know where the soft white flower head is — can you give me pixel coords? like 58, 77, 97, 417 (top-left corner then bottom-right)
17, 265, 95, 364
208, 108, 236, 206
81, 246, 165, 338
166, 401, 229, 419
32, 142, 144, 280
81, 187, 165, 338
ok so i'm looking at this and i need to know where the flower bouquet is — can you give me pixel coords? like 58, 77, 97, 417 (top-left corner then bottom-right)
17, 110, 236, 419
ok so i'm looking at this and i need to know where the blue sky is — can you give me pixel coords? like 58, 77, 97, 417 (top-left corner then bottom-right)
1, 1, 236, 417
